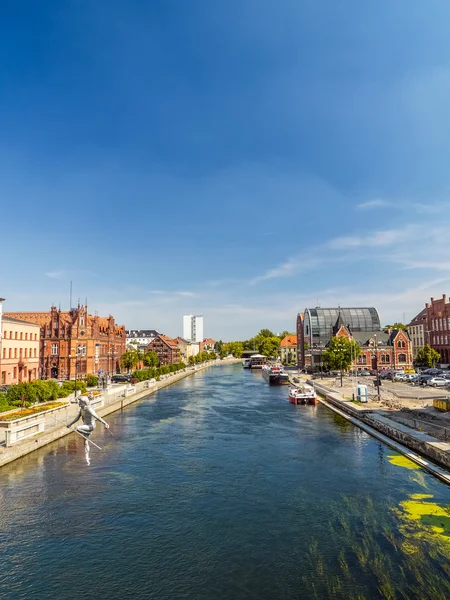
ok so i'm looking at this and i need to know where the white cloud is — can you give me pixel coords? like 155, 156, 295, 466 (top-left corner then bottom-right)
45, 271, 64, 280
356, 199, 389, 210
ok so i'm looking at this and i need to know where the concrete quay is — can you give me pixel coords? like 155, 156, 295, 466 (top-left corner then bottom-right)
0, 359, 240, 469
312, 380, 450, 485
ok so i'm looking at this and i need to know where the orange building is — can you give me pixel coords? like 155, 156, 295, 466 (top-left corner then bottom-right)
1, 316, 40, 385
279, 335, 297, 365
5, 303, 126, 380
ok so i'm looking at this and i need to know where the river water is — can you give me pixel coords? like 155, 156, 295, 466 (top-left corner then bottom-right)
1, 364, 450, 599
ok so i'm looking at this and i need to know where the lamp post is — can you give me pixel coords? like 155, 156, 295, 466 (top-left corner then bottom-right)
372, 334, 380, 402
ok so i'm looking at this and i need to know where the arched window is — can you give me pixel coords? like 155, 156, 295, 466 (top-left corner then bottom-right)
397, 340, 405, 348
398, 353, 407, 363
381, 354, 390, 364
357, 356, 367, 365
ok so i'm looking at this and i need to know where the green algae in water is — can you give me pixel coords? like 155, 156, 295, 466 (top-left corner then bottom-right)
387, 454, 420, 470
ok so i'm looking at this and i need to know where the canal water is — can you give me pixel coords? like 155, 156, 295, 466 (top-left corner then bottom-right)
1, 365, 450, 600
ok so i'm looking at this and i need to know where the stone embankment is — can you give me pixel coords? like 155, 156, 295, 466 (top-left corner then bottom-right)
0, 359, 240, 469
312, 380, 450, 485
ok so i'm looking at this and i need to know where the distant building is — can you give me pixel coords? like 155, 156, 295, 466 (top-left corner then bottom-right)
424, 294, 450, 365
297, 307, 381, 369
279, 335, 297, 365
408, 309, 427, 359
126, 329, 159, 349
183, 315, 203, 343
5, 303, 126, 380
200, 338, 216, 352
146, 334, 180, 366
1, 315, 40, 385
176, 337, 200, 363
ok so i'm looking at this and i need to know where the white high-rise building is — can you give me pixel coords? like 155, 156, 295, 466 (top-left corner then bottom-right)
183, 314, 203, 343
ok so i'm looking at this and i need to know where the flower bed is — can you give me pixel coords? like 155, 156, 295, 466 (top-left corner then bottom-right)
0, 402, 68, 422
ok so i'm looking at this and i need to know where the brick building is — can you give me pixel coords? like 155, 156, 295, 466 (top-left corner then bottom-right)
5, 303, 126, 380
424, 294, 450, 365
146, 334, 180, 366
334, 322, 413, 371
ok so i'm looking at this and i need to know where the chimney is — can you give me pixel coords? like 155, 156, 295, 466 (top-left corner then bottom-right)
443, 294, 447, 304
426, 303, 430, 309
431, 297, 434, 303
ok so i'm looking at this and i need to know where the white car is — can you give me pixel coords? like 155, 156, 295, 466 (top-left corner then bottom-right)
426, 377, 448, 387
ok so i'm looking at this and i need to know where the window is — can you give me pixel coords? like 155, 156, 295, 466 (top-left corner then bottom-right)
35, 333, 38, 340
398, 353, 407, 363
13, 367, 17, 379
34, 348, 37, 357
14, 348, 17, 358
51, 344, 58, 355
19, 349, 22, 359
80, 317, 85, 327
381, 354, 390, 363
24, 349, 28, 358
15, 332, 18, 340
2, 349, 5, 359
9, 349, 12, 358
25, 333, 28, 340
20, 332, 23, 340
397, 340, 405, 348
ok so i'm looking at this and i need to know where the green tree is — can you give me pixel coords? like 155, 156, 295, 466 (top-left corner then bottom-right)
121, 349, 139, 373
279, 330, 295, 340
415, 344, 441, 368
322, 336, 361, 386
383, 323, 408, 332
258, 329, 275, 338
143, 350, 159, 368
260, 336, 281, 358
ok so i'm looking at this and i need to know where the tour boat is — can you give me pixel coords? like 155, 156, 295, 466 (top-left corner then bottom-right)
262, 364, 290, 385
288, 384, 318, 405
249, 354, 268, 369
242, 359, 251, 369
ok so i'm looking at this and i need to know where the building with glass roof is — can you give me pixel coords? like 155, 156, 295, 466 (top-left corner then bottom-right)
297, 307, 381, 369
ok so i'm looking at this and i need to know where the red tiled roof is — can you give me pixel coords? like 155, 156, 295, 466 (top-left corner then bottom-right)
280, 335, 297, 347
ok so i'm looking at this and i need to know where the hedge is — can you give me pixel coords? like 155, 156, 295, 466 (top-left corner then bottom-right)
1, 379, 87, 411
132, 362, 186, 382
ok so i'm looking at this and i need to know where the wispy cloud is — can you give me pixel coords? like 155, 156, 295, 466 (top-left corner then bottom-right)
356, 198, 389, 210
45, 271, 64, 280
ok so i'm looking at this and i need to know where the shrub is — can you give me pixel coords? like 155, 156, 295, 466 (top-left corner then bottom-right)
86, 374, 98, 387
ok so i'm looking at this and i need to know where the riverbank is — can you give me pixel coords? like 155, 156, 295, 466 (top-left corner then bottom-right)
311, 379, 450, 485
0, 359, 240, 469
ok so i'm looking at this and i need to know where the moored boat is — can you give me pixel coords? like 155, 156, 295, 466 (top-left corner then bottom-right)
262, 364, 290, 385
249, 354, 268, 369
242, 359, 251, 369
288, 384, 318, 405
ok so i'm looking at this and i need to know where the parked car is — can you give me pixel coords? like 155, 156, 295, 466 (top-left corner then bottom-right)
111, 374, 131, 383
393, 373, 407, 382
426, 377, 448, 387
357, 370, 371, 376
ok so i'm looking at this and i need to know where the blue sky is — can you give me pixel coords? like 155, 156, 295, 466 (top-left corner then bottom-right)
2, 1, 450, 340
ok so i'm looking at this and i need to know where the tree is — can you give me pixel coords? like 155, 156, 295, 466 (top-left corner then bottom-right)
322, 336, 361, 386
258, 329, 275, 338
279, 330, 295, 340
415, 344, 441, 368
121, 349, 140, 373
260, 336, 281, 358
383, 323, 408, 332
143, 350, 159, 368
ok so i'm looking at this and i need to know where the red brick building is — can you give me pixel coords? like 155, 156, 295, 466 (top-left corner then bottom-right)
424, 294, 450, 365
146, 334, 180, 366
5, 303, 126, 380
335, 323, 413, 370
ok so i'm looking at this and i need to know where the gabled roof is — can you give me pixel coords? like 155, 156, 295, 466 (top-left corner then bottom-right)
280, 335, 297, 347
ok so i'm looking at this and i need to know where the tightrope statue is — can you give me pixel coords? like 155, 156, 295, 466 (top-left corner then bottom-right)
67, 393, 109, 465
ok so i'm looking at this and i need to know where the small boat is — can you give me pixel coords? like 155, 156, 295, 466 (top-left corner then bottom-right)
242, 359, 251, 369
288, 384, 318, 405
262, 364, 290, 385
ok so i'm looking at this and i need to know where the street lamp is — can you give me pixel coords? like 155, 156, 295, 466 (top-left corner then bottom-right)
372, 334, 381, 402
